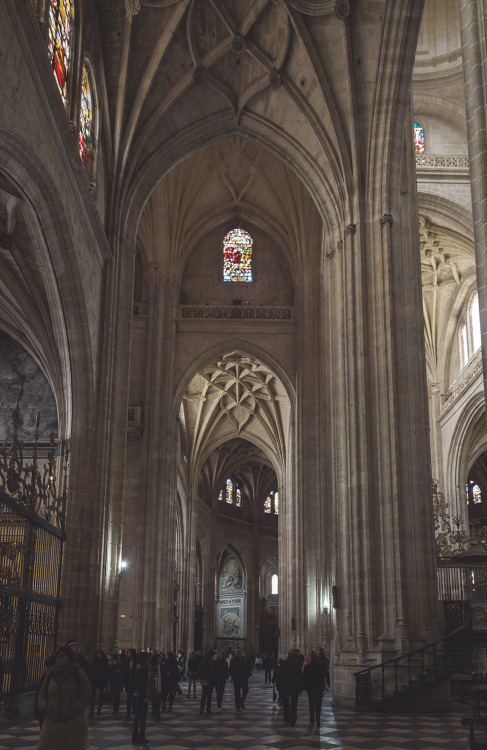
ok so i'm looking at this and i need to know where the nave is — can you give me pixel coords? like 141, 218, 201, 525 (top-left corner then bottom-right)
0, 671, 470, 750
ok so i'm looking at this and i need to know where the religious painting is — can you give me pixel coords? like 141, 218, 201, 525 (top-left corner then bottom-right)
220, 607, 241, 637
219, 556, 243, 592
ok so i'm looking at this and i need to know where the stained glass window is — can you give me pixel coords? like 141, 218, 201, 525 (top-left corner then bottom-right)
226, 478, 233, 504
413, 122, 425, 154
473, 484, 482, 504
79, 66, 93, 170
264, 490, 278, 514
471, 293, 481, 352
271, 574, 278, 595
48, 0, 73, 104
236, 488, 242, 507
223, 228, 253, 282
218, 490, 223, 502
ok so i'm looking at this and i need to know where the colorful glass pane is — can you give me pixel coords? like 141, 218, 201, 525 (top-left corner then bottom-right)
48, 0, 73, 104
226, 478, 233, 504
274, 491, 279, 515
413, 122, 425, 154
466, 483, 470, 505
264, 496, 271, 513
218, 490, 223, 502
79, 66, 93, 169
223, 228, 253, 282
473, 484, 482, 504
236, 488, 242, 508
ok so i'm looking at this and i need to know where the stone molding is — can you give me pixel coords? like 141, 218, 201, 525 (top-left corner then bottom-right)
179, 305, 294, 320
415, 154, 469, 169
442, 352, 483, 413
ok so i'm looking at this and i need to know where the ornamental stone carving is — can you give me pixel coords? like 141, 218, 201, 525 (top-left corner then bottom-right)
335, 0, 350, 19
380, 214, 393, 227
232, 35, 247, 55
193, 66, 206, 85
125, 0, 141, 15
346, 224, 356, 235
269, 71, 282, 89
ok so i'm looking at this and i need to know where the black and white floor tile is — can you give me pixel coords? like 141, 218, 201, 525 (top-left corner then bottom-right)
0, 671, 473, 749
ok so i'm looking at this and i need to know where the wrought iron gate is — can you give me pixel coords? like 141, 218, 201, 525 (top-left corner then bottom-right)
0, 383, 67, 717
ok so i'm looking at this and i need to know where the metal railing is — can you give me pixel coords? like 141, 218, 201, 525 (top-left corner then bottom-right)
354, 612, 472, 710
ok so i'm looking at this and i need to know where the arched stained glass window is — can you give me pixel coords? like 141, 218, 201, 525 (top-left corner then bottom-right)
79, 65, 93, 170
218, 479, 241, 508
226, 478, 233, 504
471, 293, 481, 352
48, 0, 73, 104
473, 484, 482, 504
459, 324, 468, 369
223, 228, 253, 282
271, 574, 278, 595
413, 122, 425, 154
264, 490, 278, 514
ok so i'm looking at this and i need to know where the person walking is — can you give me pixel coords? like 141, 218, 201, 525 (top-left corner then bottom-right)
122, 648, 137, 719
187, 650, 201, 699
229, 647, 250, 712
213, 647, 229, 711
132, 652, 153, 747
88, 649, 109, 718
108, 653, 123, 715
198, 650, 216, 714
36, 645, 91, 750
263, 652, 274, 683
276, 649, 302, 727
164, 652, 181, 711
301, 651, 326, 726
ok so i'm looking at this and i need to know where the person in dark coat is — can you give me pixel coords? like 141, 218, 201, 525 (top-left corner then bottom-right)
276, 649, 302, 727
151, 652, 164, 718
108, 653, 123, 715
229, 647, 250, 711
213, 647, 229, 711
263, 652, 274, 683
317, 648, 330, 689
122, 648, 137, 718
132, 652, 153, 747
187, 650, 201, 698
301, 651, 326, 726
88, 649, 109, 718
65, 639, 92, 685
198, 650, 216, 714
164, 652, 181, 711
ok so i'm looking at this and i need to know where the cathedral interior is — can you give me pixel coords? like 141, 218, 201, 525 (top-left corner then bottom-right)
2, 0, 487, 718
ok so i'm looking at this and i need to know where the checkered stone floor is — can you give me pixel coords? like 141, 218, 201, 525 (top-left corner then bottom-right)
0, 671, 473, 749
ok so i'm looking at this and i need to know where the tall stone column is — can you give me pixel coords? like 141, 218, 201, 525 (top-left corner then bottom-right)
459, 0, 487, 406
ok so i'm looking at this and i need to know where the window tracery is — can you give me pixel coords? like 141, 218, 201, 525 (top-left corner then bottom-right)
79, 65, 93, 170
217, 478, 241, 508
413, 122, 425, 154
264, 490, 278, 514
223, 228, 253, 282
459, 292, 481, 369
48, 0, 73, 104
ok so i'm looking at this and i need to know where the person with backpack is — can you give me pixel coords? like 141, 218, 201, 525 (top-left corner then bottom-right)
36, 645, 91, 750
